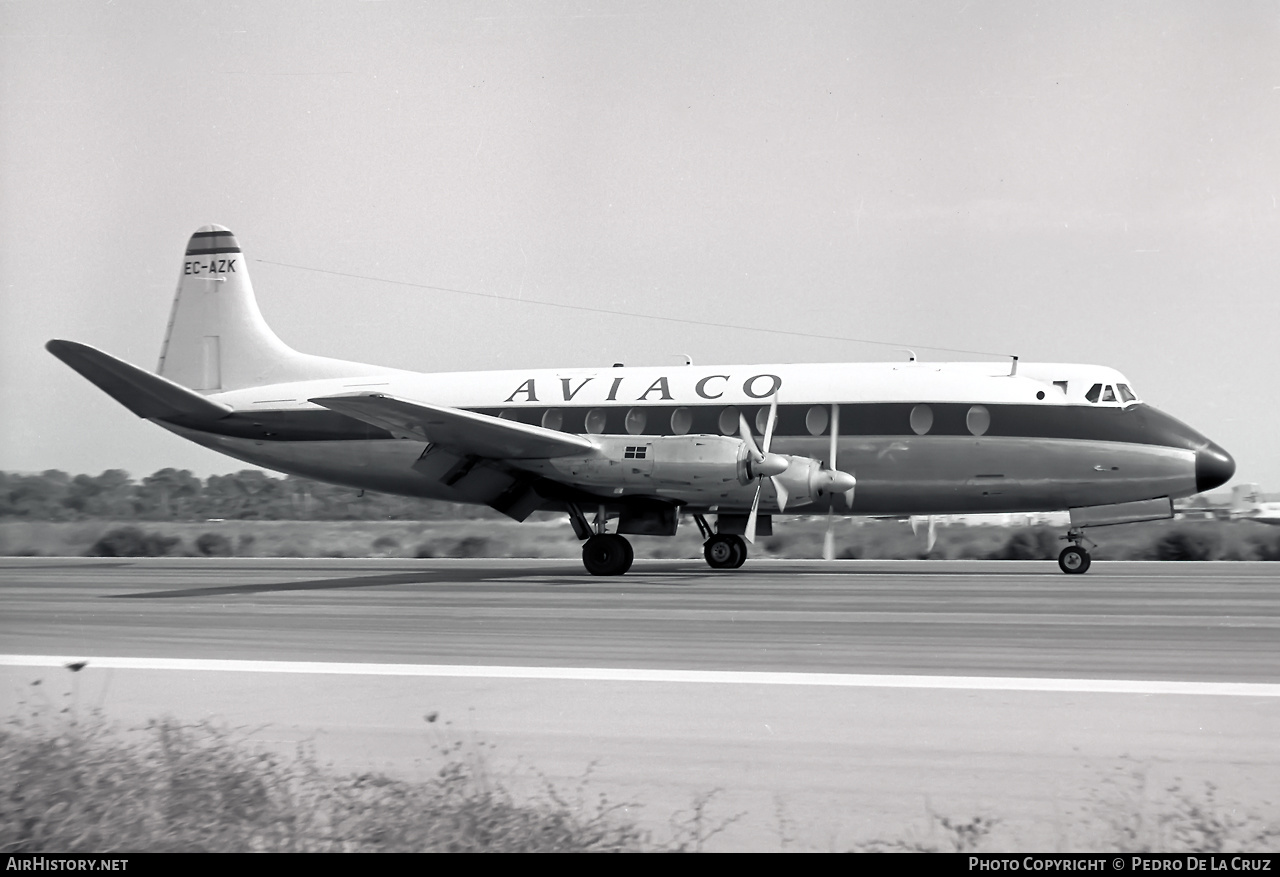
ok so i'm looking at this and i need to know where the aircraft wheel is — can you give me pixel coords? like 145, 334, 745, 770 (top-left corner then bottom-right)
582, 534, 633, 576
1058, 545, 1091, 575
704, 534, 747, 570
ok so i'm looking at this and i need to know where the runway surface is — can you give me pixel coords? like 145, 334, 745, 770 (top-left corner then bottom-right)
2, 557, 1278, 680
3, 558, 1278, 850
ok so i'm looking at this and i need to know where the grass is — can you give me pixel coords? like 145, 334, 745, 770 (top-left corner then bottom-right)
0, 709, 648, 853
4, 708, 1276, 853
2, 516, 1279, 562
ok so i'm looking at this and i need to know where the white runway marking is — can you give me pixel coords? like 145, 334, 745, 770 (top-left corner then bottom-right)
3, 655, 1278, 697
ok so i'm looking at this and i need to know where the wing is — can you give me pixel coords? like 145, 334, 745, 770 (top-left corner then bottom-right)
308, 392, 597, 459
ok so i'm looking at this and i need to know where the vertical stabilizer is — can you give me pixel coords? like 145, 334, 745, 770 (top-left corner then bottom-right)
157, 226, 375, 391
1232, 483, 1261, 514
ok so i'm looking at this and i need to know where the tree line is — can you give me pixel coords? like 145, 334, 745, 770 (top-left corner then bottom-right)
0, 469, 495, 521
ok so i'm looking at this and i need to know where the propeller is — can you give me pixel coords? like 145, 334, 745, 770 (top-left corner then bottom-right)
739, 395, 789, 543
822, 403, 858, 561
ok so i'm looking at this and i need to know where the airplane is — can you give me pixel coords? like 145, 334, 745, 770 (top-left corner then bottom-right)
46, 225, 1236, 576
1228, 484, 1280, 526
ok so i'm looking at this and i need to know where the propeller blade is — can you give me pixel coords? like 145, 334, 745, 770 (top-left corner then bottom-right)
739, 414, 762, 460
911, 516, 938, 552
762, 394, 778, 453
829, 403, 840, 469
823, 403, 841, 561
745, 484, 761, 543
772, 476, 789, 512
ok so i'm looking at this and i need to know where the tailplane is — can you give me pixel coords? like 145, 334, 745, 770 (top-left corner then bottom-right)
157, 225, 374, 391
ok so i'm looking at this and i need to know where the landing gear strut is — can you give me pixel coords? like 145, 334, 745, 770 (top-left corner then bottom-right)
1058, 528, 1093, 574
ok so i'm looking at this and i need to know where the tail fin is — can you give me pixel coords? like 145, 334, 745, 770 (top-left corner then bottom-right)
157, 225, 374, 391
1232, 483, 1261, 514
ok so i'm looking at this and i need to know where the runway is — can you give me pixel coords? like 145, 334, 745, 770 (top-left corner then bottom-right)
3, 558, 1278, 850
2, 557, 1278, 680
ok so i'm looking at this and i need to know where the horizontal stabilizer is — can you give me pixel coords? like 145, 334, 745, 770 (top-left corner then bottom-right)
309, 393, 598, 459
46, 340, 233, 421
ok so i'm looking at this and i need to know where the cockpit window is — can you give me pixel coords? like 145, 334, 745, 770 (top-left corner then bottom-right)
1101, 385, 1117, 403
1085, 383, 1102, 403
1053, 381, 1068, 395
1117, 383, 1136, 403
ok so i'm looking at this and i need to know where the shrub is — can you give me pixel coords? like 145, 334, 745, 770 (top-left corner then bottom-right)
372, 534, 401, 555
452, 536, 490, 558
195, 532, 233, 557
0, 714, 646, 853
87, 526, 183, 557
1153, 529, 1220, 561
990, 527, 1060, 560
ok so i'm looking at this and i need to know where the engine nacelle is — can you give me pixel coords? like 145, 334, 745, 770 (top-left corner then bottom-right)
541, 435, 753, 489
771, 455, 857, 510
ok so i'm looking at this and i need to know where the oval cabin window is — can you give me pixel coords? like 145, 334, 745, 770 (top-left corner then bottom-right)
585, 408, 608, 435
805, 405, 829, 436
910, 404, 933, 435
718, 406, 740, 436
670, 407, 693, 435
541, 409, 563, 431
624, 408, 648, 435
966, 405, 990, 436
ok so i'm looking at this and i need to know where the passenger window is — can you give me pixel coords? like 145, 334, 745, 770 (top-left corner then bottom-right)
1117, 384, 1136, 403
1085, 383, 1102, 403
1101, 385, 1116, 402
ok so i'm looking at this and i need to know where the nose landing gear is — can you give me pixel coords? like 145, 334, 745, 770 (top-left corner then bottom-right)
1058, 528, 1094, 574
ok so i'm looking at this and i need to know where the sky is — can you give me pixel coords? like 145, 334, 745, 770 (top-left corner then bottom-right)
2, 0, 1278, 490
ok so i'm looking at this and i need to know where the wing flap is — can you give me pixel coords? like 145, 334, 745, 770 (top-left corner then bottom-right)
46, 340, 233, 421
308, 393, 598, 459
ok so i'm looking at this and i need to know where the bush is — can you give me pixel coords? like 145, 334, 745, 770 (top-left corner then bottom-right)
87, 526, 183, 557
452, 536, 490, 558
195, 532, 233, 557
1153, 529, 1220, 561
0, 714, 646, 853
372, 534, 401, 555
990, 527, 1060, 560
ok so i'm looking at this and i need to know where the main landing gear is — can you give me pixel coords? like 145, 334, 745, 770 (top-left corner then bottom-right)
703, 533, 748, 569
694, 514, 747, 570
1058, 528, 1094, 574
582, 533, 634, 576
570, 503, 634, 576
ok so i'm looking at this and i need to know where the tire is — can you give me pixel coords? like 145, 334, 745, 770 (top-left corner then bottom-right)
704, 534, 748, 570
1058, 545, 1091, 574
582, 534, 633, 576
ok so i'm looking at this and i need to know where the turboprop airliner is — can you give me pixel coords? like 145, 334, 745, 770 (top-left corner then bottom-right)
47, 226, 1236, 576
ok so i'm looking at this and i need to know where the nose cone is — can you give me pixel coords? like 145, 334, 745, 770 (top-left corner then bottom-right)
1196, 442, 1236, 493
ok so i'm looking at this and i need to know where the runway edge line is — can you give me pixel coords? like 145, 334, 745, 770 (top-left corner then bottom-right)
3, 655, 1279, 697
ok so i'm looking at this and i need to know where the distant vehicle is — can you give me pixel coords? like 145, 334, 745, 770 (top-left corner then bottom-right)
47, 225, 1235, 576
1230, 484, 1280, 526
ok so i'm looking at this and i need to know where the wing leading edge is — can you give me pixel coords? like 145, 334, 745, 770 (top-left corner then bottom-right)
308, 393, 598, 459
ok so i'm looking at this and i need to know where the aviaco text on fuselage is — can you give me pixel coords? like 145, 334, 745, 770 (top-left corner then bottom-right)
47, 225, 1235, 576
